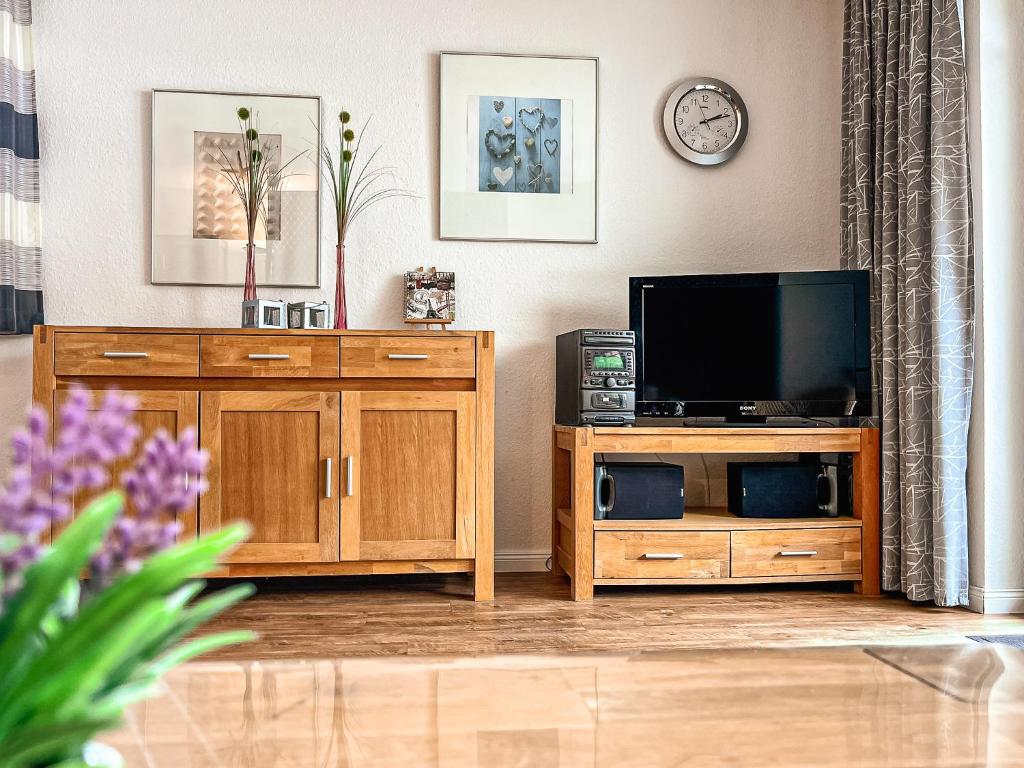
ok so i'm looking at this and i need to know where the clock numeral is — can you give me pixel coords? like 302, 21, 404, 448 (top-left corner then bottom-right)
680, 105, 689, 113
702, 94, 709, 102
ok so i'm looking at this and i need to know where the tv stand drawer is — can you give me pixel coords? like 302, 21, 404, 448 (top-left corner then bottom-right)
731, 528, 862, 578
594, 531, 729, 579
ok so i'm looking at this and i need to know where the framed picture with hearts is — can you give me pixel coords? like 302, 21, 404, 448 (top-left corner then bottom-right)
440, 52, 598, 243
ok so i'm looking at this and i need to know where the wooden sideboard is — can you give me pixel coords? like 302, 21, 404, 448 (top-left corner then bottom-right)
33, 326, 495, 600
552, 425, 881, 601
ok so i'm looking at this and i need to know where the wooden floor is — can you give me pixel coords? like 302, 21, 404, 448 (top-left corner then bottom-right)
198, 572, 1024, 659
105, 644, 1024, 766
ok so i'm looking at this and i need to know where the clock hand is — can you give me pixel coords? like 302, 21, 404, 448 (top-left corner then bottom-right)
702, 113, 731, 124
694, 100, 713, 137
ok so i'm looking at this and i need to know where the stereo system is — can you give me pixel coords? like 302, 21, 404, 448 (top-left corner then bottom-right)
555, 329, 636, 426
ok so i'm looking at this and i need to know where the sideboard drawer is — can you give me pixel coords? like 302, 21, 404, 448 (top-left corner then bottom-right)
341, 336, 475, 378
594, 531, 730, 579
201, 335, 340, 378
54, 333, 199, 377
730, 528, 862, 578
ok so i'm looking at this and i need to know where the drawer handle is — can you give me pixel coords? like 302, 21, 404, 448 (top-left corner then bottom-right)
103, 351, 149, 359
345, 456, 354, 497
387, 353, 429, 360
325, 457, 333, 499
248, 353, 290, 360
779, 550, 818, 557
642, 553, 685, 560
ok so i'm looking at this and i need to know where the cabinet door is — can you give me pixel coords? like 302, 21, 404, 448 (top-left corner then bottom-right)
61, 390, 199, 540
341, 391, 476, 561
201, 391, 339, 563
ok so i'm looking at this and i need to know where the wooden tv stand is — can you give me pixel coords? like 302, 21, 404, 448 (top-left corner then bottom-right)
551, 425, 880, 601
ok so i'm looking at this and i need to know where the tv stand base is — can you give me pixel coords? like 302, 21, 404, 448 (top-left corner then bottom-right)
551, 424, 881, 601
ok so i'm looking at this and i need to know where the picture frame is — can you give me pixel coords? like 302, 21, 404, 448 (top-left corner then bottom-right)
404, 267, 455, 322
151, 89, 321, 287
439, 52, 598, 243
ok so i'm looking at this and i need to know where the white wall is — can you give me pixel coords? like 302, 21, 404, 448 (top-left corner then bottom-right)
15, 0, 843, 565
966, 0, 1024, 613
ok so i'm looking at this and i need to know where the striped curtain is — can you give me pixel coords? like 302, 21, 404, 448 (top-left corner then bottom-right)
0, 0, 40, 334
840, 0, 974, 606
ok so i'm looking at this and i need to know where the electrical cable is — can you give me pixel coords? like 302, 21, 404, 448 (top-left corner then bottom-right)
700, 453, 712, 506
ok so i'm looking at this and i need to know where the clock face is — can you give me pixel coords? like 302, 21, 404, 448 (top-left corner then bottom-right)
662, 78, 748, 166
674, 87, 739, 155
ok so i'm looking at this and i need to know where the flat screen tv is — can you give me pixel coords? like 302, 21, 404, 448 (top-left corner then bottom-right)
629, 270, 873, 420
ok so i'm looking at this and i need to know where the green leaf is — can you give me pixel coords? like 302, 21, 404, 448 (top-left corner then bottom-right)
0, 523, 249, 735
52, 523, 249, 662
98, 583, 254, 709
98, 580, 205, 691
0, 492, 122, 693
0, 716, 119, 768
131, 582, 253, 670
145, 630, 254, 679
0, 513, 252, 759
40, 579, 82, 639
1, 597, 170, 733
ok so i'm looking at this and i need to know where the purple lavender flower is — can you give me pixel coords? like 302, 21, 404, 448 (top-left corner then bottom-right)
0, 387, 140, 599
89, 427, 208, 584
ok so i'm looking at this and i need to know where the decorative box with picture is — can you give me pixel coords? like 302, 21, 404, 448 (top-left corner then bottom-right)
404, 267, 455, 326
440, 52, 598, 243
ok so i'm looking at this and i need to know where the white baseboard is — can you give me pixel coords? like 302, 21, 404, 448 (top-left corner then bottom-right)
495, 550, 551, 573
968, 585, 1024, 614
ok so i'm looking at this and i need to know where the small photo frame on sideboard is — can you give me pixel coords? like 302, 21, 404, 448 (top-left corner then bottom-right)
404, 267, 455, 322
439, 52, 598, 243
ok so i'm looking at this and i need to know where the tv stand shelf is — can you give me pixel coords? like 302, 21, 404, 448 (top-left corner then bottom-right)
552, 425, 880, 600
591, 507, 863, 531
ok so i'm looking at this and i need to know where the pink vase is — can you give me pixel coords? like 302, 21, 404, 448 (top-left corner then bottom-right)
243, 242, 257, 302
334, 243, 348, 329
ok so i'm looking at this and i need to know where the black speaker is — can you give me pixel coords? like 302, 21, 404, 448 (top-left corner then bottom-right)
594, 462, 684, 520
727, 462, 824, 519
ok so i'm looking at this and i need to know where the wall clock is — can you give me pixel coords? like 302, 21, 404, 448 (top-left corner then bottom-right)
662, 77, 748, 166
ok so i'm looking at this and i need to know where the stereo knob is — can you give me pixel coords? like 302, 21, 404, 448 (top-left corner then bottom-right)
605, 377, 617, 388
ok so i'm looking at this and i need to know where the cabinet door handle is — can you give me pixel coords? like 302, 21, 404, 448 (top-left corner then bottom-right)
103, 351, 149, 359
387, 353, 428, 360
345, 456, 354, 496
248, 353, 290, 360
779, 550, 818, 557
325, 457, 333, 499
642, 553, 684, 560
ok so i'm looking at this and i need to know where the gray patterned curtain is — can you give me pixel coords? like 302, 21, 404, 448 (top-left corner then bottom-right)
0, 0, 42, 334
840, 0, 974, 606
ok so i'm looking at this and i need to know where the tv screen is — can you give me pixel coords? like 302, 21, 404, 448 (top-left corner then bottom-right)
629, 270, 872, 418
